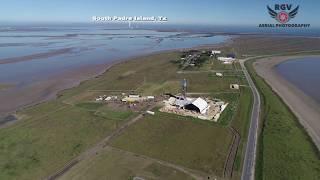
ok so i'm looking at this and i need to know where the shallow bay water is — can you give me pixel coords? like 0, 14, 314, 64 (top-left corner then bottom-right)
276, 57, 320, 103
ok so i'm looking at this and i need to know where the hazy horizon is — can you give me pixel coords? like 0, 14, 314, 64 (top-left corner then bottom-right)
1, 0, 319, 27
1, 22, 319, 37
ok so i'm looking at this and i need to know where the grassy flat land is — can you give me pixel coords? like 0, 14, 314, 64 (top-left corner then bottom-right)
2, 35, 320, 180
181, 73, 238, 93
111, 111, 233, 176
232, 36, 320, 56
230, 88, 253, 180
0, 101, 134, 179
188, 56, 235, 71
0, 51, 249, 179
246, 58, 320, 180
60, 146, 193, 180
215, 92, 239, 126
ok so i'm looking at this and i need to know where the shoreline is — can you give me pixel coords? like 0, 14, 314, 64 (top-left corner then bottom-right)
254, 55, 320, 150
0, 42, 228, 128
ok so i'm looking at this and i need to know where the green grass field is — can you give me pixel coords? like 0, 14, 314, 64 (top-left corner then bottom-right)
0, 51, 248, 179
75, 102, 104, 111
186, 55, 234, 71
95, 105, 135, 120
246, 58, 320, 180
111, 111, 233, 177
230, 88, 253, 180
216, 92, 240, 126
59, 147, 193, 180
0, 103, 133, 179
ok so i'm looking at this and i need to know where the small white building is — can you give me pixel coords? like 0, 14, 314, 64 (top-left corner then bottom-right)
218, 57, 235, 62
105, 96, 112, 101
230, 84, 240, 90
122, 96, 141, 102
211, 50, 221, 55
147, 96, 155, 100
146, 111, 155, 115
96, 97, 103, 101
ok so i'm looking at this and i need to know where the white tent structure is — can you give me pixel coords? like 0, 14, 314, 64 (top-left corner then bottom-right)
185, 97, 210, 114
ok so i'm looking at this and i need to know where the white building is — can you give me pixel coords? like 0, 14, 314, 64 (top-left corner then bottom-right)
230, 84, 240, 90
211, 50, 221, 55
185, 97, 210, 114
147, 96, 155, 100
167, 96, 210, 114
146, 111, 155, 115
217, 57, 235, 62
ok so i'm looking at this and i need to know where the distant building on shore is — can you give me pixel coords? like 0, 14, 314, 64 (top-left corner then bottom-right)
217, 57, 236, 63
211, 50, 221, 55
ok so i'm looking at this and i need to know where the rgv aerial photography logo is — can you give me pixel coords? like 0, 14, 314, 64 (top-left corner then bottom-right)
259, 4, 310, 28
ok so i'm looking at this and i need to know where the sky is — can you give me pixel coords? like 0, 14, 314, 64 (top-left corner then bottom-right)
0, 0, 319, 27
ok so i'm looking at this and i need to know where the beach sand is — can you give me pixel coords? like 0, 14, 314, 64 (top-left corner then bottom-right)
254, 56, 320, 150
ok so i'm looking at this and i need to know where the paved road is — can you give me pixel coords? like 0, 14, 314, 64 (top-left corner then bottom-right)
240, 59, 261, 180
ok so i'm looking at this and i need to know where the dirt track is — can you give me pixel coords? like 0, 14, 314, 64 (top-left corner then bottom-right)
46, 111, 147, 180
46, 104, 165, 180
223, 127, 240, 178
